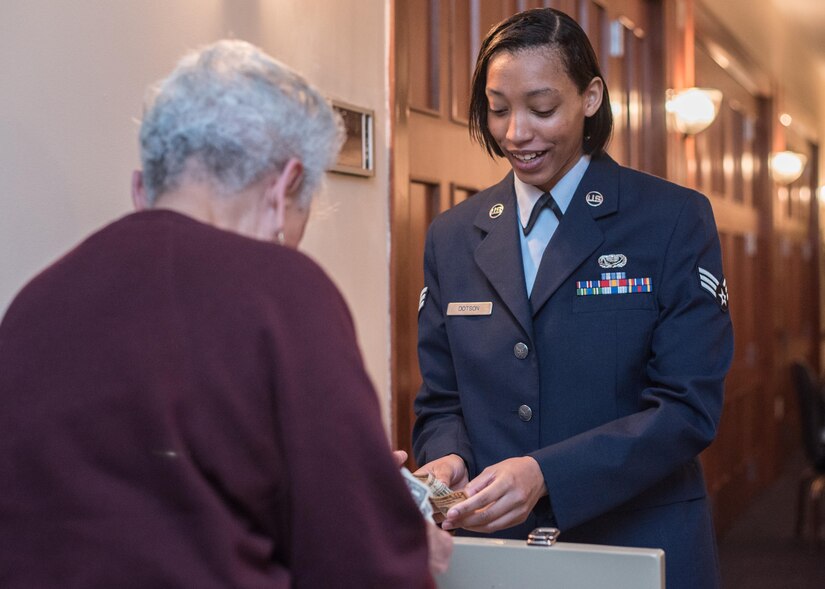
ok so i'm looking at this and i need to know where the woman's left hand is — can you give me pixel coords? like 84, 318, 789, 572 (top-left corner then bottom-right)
425, 521, 453, 575
392, 450, 409, 467
440, 456, 547, 533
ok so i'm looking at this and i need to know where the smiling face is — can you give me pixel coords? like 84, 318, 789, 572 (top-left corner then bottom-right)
485, 48, 603, 192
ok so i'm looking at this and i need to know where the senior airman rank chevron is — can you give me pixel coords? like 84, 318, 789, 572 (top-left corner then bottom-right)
418, 286, 428, 314
576, 272, 652, 296
698, 267, 729, 312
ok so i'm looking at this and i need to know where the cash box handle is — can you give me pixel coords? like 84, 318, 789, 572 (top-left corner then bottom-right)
526, 527, 560, 547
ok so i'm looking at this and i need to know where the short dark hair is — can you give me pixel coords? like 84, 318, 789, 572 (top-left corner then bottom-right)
469, 8, 613, 157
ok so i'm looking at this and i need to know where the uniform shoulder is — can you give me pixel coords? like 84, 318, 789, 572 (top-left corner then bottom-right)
617, 163, 708, 209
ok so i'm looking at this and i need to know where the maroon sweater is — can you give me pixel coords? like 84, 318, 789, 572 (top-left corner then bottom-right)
0, 210, 430, 588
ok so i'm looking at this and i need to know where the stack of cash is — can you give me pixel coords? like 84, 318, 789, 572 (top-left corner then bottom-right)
400, 467, 468, 523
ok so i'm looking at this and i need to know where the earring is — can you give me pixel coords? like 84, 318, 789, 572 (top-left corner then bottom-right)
276, 231, 285, 245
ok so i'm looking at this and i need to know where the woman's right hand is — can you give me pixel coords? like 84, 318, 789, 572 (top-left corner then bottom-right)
425, 520, 453, 576
414, 454, 469, 491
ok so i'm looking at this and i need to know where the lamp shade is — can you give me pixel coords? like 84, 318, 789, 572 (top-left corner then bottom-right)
666, 87, 723, 135
770, 151, 807, 185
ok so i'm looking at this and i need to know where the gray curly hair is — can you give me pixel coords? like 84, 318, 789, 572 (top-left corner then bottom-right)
139, 40, 343, 206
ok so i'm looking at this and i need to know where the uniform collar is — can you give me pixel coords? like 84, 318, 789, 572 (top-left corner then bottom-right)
514, 154, 591, 228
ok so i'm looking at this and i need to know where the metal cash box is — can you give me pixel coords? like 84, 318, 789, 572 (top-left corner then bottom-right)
436, 528, 664, 589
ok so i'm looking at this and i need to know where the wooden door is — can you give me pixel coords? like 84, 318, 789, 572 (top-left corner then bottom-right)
391, 0, 665, 465
391, 0, 509, 466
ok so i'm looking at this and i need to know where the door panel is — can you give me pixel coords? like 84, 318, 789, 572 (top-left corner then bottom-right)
394, 180, 441, 458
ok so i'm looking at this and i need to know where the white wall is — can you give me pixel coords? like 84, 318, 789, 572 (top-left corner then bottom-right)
0, 0, 394, 420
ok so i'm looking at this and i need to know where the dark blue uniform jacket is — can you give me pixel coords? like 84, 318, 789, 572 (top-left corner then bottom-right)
414, 154, 733, 589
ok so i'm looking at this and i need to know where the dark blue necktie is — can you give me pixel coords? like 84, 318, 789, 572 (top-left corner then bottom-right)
523, 192, 563, 236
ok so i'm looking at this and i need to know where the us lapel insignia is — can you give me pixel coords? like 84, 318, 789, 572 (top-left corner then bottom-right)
489, 203, 504, 218
576, 272, 652, 296
598, 253, 627, 268
585, 191, 604, 207
698, 267, 729, 312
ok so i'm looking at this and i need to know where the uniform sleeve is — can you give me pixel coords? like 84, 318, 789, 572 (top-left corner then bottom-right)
271, 269, 431, 588
412, 223, 476, 474
531, 192, 733, 530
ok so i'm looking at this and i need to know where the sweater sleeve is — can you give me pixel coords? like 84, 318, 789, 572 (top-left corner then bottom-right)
268, 264, 431, 589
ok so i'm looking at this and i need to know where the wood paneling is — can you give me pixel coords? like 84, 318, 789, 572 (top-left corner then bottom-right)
596, 3, 663, 175
690, 5, 820, 535
409, 0, 441, 112
450, 0, 472, 122
394, 180, 441, 460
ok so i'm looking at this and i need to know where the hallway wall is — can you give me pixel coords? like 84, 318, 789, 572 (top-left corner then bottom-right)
0, 0, 395, 421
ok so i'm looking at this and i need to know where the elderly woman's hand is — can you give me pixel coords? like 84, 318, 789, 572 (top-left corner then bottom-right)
426, 520, 453, 576
392, 449, 409, 467
393, 449, 454, 575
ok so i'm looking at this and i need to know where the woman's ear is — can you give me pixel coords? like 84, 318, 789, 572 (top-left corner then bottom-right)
261, 158, 306, 243
266, 158, 304, 208
131, 170, 149, 210
284, 159, 305, 199
583, 76, 604, 118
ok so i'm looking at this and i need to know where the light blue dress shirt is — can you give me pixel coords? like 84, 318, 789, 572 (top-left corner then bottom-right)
515, 155, 591, 296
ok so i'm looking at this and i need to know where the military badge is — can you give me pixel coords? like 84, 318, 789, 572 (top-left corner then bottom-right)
576, 272, 652, 295
698, 267, 728, 312
598, 254, 627, 268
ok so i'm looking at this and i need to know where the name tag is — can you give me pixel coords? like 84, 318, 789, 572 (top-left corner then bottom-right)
447, 302, 493, 316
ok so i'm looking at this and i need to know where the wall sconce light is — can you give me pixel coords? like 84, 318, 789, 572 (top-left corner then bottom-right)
770, 150, 807, 185
665, 87, 723, 135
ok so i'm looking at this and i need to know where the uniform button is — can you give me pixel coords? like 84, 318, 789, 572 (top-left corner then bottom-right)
514, 342, 529, 359
518, 405, 533, 421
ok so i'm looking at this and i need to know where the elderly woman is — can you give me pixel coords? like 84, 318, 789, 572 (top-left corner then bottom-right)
0, 40, 446, 588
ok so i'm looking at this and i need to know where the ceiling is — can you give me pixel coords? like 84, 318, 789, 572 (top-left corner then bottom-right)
699, 0, 825, 133
771, 0, 825, 71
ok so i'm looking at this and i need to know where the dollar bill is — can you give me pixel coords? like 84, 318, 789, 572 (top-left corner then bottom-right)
401, 468, 468, 522
430, 490, 468, 515
412, 472, 452, 497
400, 467, 434, 522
